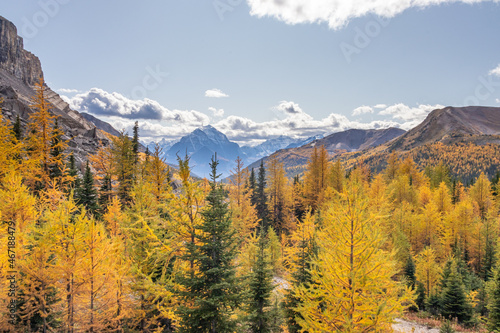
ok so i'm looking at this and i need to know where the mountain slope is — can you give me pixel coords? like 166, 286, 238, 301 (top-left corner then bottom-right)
247, 128, 405, 176
165, 125, 244, 177
80, 112, 121, 137
241, 135, 322, 164
0, 16, 117, 166
390, 106, 500, 151
340, 106, 500, 182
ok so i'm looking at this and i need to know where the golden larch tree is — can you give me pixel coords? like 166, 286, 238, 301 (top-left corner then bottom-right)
296, 179, 413, 332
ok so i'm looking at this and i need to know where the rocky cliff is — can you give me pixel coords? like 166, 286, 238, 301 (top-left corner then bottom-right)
0, 16, 118, 167
0, 16, 43, 86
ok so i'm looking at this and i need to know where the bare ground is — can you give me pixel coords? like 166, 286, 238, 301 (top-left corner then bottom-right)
392, 318, 440, 333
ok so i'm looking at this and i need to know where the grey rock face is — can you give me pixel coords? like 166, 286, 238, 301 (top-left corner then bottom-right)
0, 16, 43, 86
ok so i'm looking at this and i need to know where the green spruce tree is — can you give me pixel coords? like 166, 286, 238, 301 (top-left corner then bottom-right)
488, 266, 500, 331
247, 228, 275, 333
256, 161, 269, 231
132, 121, 139, 164
13, 114, 22, 141
177, 155, 242, 333
440, 261, 473, 325
49, 118, 64, 179
76, 161, 99, 217
404, 253, 416, 289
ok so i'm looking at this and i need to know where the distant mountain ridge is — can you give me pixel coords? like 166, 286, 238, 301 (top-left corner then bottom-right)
163, 125, 243, 177
246, 127, 406, 176
340, 106, 500, 182
390, 106, 500, 151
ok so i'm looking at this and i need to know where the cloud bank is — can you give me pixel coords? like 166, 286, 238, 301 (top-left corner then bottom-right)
63, 89, 441, 145
246, 0, 498, 29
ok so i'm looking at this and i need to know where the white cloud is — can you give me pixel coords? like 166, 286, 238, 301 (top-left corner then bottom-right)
490, 64, 500, 77
496, 98, 500, 104
209, 107, 225, 118
246, 0, 497, 29
65, 88, 210, 125
378, 103, 444, 130
352, 105, 374, 116
273, 100, 309, 117
205, 88, 229, 98
57, 88, 80, 94
374, 104, 387, 109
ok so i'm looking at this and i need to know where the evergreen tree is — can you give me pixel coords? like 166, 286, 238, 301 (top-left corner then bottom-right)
283, 212, 316, 333
98, 175, 112, 208
111, 132, 135, 203
132, 121, 139, 164
247, 229, 274, 333
488, 266, 500, 331
415, 282, 426, 310
177, 155, 241, 333
67, 153, 80, 190
13, 114, 22, 141
256, 161, 269, 231
76, 161, 99, 216
49, 118, 65, 179
248, 167, 257, 204
404, 253, 416, 289
440, 262, 473, 325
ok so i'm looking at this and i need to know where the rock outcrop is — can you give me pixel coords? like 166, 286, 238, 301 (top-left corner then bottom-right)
0, 16, 43, 86
0, 15, 119, 167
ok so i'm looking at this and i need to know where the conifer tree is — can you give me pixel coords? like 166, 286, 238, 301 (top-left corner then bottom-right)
330, 159, 344, 193
229, 157, 258, 240
76, 161, 99, 217
404, 253, 417, 289
247, 228, 274, 333
89, 144, 115, 204
49, 118, 66, 180
296, 180, 413, 332
248, 167, 257, 206
132, 121, 139, 164
283, 211, 316, 333
177, 155, 241, 333
256, 160, 269, 231
266, 155, 291, 235
111, 132, 135, 203
440, 261, 473, 325
488, 265, 500, 331
67, 153, 80, 190
27, 78, 56, 188
13, 114, 22, 141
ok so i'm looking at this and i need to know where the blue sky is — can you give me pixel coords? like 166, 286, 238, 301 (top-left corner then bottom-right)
1, 0, 500, 145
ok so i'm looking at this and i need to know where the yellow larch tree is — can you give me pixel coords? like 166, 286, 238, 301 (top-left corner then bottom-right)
303, 145, 330, 210
126, 180, 179, 331
266, 154, 293, 235
26, 78, 66, 189
229, 157, 258, 241
78, 218, 120, 332
146, 143, 171, 202
296, 179, 413, 332
89, 141, 116, 205
415, 247, 442, 297
0, 170, 38, 330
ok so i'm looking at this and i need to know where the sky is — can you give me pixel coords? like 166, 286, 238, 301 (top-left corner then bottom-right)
1, 0, 500, 145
